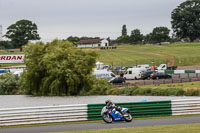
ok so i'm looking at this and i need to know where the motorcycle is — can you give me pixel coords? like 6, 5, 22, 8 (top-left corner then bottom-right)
101, 106, 132, 123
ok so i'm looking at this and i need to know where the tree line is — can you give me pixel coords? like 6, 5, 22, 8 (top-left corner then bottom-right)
115, 25, 172, 44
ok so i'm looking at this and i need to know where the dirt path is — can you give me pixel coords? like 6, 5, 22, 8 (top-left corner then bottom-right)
116, 49, 176, 66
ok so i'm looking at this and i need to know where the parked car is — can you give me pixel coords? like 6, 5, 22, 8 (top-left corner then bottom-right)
150, 72, 172, 80
112, 66, 126, 75
102, 65, 112, 70
141, 71, 153, 80
108, 77, 126, 84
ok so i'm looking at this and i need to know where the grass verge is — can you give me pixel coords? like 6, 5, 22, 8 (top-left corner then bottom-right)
140, 81, 200, 90
51, 123, 200, 133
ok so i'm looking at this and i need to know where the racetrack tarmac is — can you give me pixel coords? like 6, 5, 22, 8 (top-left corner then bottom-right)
1, 116, 200, 133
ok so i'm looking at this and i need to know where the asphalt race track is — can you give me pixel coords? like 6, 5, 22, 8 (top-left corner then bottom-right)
1, 116, 200, 133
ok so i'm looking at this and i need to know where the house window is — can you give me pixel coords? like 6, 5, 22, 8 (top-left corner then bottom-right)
105, 43, 107, 46
98, 44, 100, 47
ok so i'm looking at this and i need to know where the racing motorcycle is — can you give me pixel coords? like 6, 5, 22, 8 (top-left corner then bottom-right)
101, 106, 132, 123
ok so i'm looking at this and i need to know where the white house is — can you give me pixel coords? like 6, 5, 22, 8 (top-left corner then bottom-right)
77, 39, 109, 48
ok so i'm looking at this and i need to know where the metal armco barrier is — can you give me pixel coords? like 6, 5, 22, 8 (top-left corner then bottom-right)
171, 98, 200, 116
0, 98, 200, 126
0, 104, 88, 126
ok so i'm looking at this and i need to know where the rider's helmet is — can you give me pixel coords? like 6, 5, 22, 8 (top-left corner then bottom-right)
105, 99, 112, 106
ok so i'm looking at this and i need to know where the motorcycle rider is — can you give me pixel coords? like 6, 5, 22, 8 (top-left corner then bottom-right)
105, 99, 124, 116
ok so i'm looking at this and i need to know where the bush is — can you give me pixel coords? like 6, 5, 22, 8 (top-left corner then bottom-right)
87, 78, 113, 95
0, 73, 23, 95
110, 87, 198, 96
185, 89, 200, 96
22, 40, 98, 96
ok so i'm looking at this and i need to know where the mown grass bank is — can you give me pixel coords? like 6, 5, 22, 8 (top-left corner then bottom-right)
51, 123, 200, 133
2, 43, 200, 67
96, 43, 200, 66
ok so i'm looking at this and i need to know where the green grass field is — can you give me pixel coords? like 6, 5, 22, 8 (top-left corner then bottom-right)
96, 43, 200, 66
51, 123, 200, 133
1, 43, 200, 67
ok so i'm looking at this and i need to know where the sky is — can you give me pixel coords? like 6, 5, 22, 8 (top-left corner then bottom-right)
0, 0, 186, 42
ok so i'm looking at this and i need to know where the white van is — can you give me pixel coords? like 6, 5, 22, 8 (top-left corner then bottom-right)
133, 64, 151, 71
123, 68, 146, 80
93, 70, 115, 80
157, 64, 167, 71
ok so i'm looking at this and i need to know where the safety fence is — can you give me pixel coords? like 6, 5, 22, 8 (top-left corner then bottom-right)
0, 98, 200, 126
171, 98, 200, 116
0, 104, 88, 126
88, 101, 172, 120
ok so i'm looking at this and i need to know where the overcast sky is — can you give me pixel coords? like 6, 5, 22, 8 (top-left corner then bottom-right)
0, 0, 185, 42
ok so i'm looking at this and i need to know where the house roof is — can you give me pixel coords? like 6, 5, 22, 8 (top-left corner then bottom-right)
77, 39, 103, 44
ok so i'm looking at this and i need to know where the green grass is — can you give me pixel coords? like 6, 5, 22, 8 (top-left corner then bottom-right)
2, 43, 200, 67
97, 49, 165, 67
51, 123, 200, 133
140, 81, 200, 90
0, 63, 25, 67
95, 43, 200, 66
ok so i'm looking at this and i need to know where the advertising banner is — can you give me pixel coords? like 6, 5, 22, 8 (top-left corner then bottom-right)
0, 55, 25, 64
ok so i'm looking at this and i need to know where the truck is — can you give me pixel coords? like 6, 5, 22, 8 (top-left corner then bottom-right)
156, 64, 177, 71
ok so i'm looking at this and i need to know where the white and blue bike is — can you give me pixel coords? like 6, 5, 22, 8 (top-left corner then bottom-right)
101, 106, 132, 123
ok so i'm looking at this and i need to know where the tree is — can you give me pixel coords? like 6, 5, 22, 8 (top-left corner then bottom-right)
122, 24, 127, 36
144, 33, 153, 44
151, 27, 170, 44
4, 19, 40, 51
116, 35, 130, 43
66, 36, 80, 45
0, 41, 14, 49
116, 24, 129, 43
171, 0, 200, 42
130, 29, 143, 44
22, 40, 98, 96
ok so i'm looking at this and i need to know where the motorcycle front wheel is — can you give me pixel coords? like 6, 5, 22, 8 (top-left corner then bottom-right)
102, 114, 113, 123
123, 112, 132, 122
